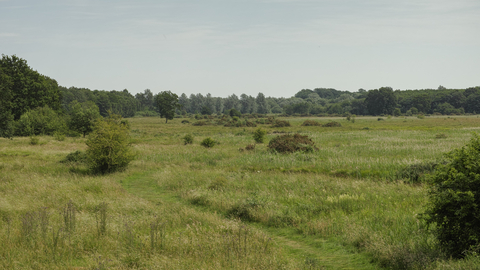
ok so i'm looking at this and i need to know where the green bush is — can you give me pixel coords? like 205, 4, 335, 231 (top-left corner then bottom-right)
424, 133, 480, 258
60, 150, 87, 164
85, 113, 134, 174
397, 161, 440, 183
322, 121, 342, 127
301, 120, 322, 126
183, 134, 194, 145
271, 120, 291, 127
253, 128, 267, 143
200, 137, 216, 148
267, 133, 318, 153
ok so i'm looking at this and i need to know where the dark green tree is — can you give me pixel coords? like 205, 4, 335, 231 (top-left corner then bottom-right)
365, 87, 397, 115
256, 93, 269, 114
0, 55, 62, 120
69, 100, 101, 137
0, 67, 14, 138
154, 91, 181, 123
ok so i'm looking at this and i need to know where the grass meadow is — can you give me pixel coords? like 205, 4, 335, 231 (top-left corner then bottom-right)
1, 115, 480, 269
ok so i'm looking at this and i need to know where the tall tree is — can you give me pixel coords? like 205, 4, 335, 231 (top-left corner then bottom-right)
256, 92, 269, 114
0, 54, 62, 120
365, 87, 397, 115
154, 91, 180, 123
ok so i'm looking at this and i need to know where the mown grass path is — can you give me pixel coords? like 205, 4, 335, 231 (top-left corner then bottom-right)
121, 171, 379, 269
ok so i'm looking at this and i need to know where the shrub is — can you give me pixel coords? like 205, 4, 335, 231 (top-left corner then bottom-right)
397, 161, 439, 183
377, 118, 384, 121
200, 137, 216, 148
253, 128, 267, 143
322, 121, 342, 127
192, 120, 208, 126
301, 120, 322, 126
267, 133, 318, 153
435, 133, 447, 139
181, 120, 190, 124
423, 133, 480, 258
86, 113, 134, 174
29, 136, 39, 145
182, 134, 194, 145
271, 120, 291, 127
245, 144, 255, 151
60, 150, 87, 164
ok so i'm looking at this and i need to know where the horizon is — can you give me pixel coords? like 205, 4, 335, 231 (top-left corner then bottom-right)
2, 0, 479, 97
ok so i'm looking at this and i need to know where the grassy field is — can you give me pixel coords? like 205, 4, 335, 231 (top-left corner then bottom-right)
1, 115, 480, 269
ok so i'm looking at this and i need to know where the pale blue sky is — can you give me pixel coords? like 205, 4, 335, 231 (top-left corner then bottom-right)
1, 0, 479, 97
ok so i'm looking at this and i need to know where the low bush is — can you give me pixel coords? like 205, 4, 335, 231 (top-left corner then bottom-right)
267, 133, 318, 153
322, 121, 342, 127
245, 144, 255, 151
200, 137, 216, 148
271, 120, 291, 127
397, 161, 439, 183
253, 128, 266, 143
181, 120, 190, 124
192, 120, 208, 126
301, 120, 322, 126
60, 150, 88, 164
435, 133, 447, 139
182, 134, 194, 145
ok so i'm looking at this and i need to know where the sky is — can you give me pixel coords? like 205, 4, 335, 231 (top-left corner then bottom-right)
1, 0, 479, 97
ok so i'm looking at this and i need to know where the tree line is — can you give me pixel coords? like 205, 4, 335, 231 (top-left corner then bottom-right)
1, 54, 479, 138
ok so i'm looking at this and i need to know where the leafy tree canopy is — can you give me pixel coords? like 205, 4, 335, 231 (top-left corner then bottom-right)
154, 91, 181, 123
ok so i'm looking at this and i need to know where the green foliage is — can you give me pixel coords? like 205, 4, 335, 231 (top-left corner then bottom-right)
182, 134, 194, 145
365, 87, 397, 115
301, 120, 322, 126
154, 91, 181, 123
253, 128, 267, 143
229, 108, 242, 117
68, 100, 101, 137
200, 137, 216, 148
29, 136, 40, 145
86, 113, 134, 174
245, 144, 256, 151
424, 133, 480, 258
15, 106, 66, 136
322, 121, 342, 127
271, 120, 291, 127
267, 133, 318, 153
397, 161, 439, 183
0, 55, 62, 120
60, 150, 87, 164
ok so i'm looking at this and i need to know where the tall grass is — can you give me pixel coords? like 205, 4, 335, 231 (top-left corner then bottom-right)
1, 116, 480, 269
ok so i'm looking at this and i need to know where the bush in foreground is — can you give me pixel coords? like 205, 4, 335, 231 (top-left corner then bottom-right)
253, 128, 267, 143
200, 137, 216, 148
267, 133, 318, 153
424, 133, 480, 258
86, 113, 134, 174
